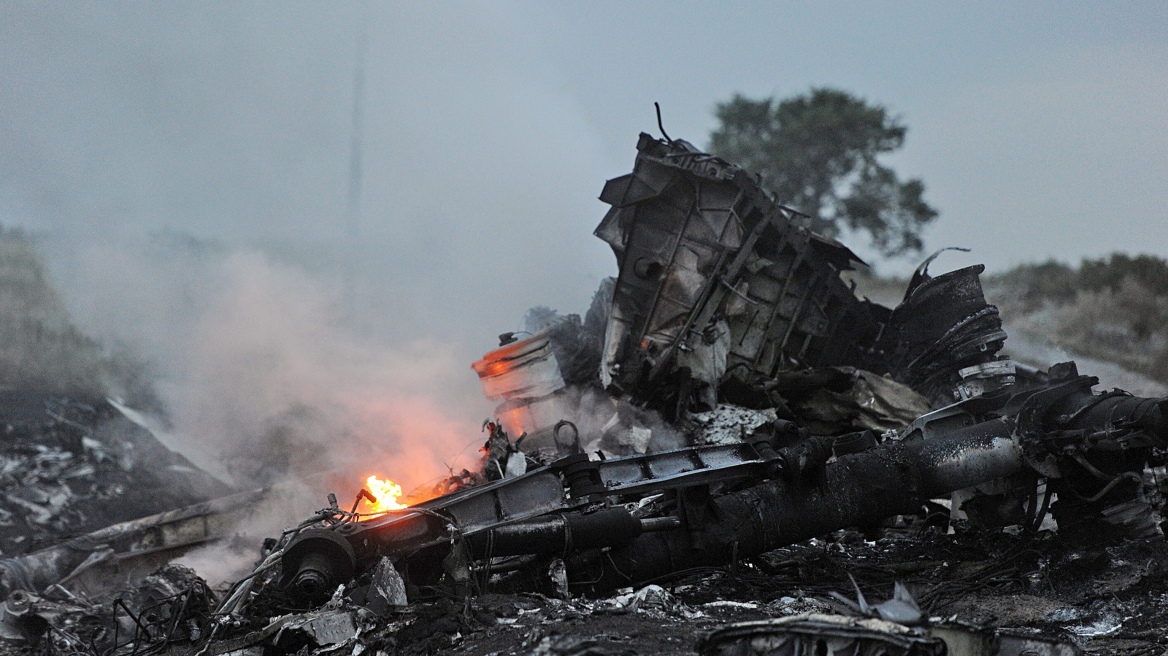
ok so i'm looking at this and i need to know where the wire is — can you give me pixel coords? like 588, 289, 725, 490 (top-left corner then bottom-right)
654, 102, 673, 144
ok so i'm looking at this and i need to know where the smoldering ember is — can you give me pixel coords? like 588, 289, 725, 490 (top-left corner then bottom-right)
3, 133, 1168, 656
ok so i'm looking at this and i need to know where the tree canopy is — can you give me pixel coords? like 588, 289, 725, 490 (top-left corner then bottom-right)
709, 89, 937, 257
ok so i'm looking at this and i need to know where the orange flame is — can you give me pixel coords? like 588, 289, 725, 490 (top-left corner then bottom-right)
364, 475, 409, 512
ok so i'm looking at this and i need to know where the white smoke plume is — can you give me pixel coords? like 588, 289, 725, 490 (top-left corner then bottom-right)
47, 233, 492, 504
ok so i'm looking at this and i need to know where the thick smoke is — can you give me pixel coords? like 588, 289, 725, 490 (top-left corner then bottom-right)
44, 233, 491, 500
171, 250, 489, 489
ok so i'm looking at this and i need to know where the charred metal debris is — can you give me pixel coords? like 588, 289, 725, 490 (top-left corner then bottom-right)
4, 133, 1168, 655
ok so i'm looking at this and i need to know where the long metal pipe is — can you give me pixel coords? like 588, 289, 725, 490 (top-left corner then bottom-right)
568, 419, 1023, 591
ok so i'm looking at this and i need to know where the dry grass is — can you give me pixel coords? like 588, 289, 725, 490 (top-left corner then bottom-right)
985, 255, 1168, 385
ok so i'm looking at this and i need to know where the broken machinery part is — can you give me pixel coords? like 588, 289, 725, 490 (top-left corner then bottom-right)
269, 363, 1166, 606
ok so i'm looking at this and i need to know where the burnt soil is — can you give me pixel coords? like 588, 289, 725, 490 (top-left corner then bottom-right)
380, 526, 1168, 656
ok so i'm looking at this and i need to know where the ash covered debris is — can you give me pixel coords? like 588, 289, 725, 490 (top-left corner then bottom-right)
0, 393, 233, 568
5, 133, 1168, 656
0, 392, 256, 652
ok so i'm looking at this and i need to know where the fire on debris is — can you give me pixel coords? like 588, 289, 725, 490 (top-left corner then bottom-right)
363, 475, 409, 513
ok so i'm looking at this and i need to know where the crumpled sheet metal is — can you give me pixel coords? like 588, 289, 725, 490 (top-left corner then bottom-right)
698, 614, 1083, 656
192, 609, 362, 656
594, 133, 887, 404
270, 608, 360, 649
928, 624, 1084, 656
794, 368, 931, 433
604, 584, 703, 619
698, 614, 947, 656
365, 556, 408, 613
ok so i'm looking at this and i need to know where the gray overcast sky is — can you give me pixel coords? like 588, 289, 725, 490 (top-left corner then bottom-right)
2, 1, 1167, 352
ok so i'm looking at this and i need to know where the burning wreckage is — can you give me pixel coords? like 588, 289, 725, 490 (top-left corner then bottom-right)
4, 133, 1168, 655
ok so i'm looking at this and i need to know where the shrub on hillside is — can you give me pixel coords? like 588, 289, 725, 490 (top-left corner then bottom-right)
1079, 253, 1168, 296
986, 253, 1168, 383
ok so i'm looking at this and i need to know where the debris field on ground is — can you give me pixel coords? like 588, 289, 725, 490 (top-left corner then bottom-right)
2, 132, 1168, 656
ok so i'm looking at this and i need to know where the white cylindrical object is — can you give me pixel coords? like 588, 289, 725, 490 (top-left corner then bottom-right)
472, 329, 566, 402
